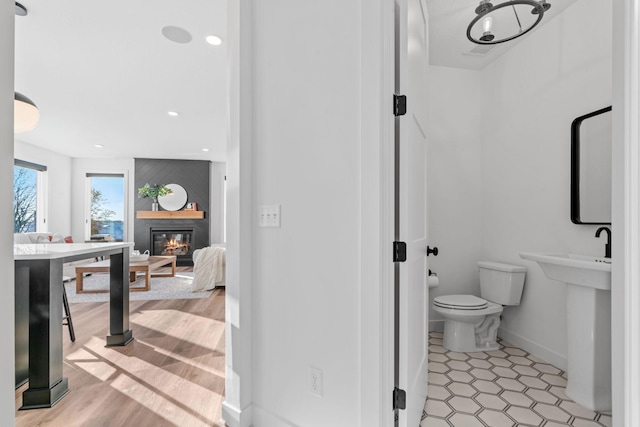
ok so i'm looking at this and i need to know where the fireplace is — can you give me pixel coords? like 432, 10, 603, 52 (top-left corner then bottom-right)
150, 227, 194, 264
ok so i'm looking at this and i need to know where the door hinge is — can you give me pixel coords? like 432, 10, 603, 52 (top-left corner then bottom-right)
393, 387, 406, 410
393, 241, 407, 262
394, 94, 407, 116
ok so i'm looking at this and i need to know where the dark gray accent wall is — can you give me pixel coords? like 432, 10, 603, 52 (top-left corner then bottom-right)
134, 158, 210, 265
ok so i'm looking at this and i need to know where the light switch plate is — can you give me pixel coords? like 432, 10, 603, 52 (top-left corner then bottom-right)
258, 205, 281, 227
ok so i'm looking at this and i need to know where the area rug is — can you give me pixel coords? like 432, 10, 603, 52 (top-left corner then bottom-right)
64, 272, 213, 303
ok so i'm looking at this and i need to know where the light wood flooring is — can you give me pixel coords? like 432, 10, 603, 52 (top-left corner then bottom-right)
15, 267, 226, 427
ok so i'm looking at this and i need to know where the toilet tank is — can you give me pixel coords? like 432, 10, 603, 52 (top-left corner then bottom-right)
478, 261, 527, 306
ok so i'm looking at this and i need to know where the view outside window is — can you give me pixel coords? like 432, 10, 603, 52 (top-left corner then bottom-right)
13, 165, 38, 232
89, 175, 125, 241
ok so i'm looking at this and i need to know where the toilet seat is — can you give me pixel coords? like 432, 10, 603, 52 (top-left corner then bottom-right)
434, 294, 488, 310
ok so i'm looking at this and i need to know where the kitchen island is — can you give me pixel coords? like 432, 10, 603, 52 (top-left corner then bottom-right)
14, 242, 134, 409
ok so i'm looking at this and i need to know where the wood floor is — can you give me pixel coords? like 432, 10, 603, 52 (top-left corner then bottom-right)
15, 269, 226, 427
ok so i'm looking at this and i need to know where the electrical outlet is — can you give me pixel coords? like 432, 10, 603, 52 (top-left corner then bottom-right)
309, 367, 323, 397
258, 205, 281, 228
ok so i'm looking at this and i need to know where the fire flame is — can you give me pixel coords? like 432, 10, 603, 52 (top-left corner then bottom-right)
162, 238, 189, 255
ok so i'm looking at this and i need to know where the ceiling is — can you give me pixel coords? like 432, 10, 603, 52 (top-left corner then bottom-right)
14, 0, 228, 162
14, 1, 578, 163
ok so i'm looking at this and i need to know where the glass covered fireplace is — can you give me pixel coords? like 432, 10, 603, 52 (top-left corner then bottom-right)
150, 228, 194, 262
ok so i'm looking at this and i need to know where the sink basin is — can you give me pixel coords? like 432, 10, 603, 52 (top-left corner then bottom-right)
519, 252, 611, 290
519, 252, 612, 412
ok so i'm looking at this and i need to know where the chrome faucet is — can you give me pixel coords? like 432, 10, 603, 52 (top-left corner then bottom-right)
595, 226, 612, 258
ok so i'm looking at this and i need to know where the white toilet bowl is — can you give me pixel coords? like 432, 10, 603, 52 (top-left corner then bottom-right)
433, 294, 503, 352
432, 261, 527, 353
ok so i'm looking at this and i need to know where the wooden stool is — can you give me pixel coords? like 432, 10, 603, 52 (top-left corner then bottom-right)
62, 284, 75, 342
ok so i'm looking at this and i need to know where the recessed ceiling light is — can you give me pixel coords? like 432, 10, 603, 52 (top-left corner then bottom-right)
167, 111, 179, 117
206, 35, 223, 46
161, 26, 192, 44
94, 144, 104, 148
202, 148, 210, 152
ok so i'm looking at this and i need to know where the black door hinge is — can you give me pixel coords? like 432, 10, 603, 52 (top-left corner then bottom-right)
394, 94, 407, 116
393, 387, 406, 410
393, 241, 407, 262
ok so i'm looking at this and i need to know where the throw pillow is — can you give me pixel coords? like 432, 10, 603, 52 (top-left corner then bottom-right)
36, 235, 51, 244
50, 233, 66, 243
64, 236, 74, 243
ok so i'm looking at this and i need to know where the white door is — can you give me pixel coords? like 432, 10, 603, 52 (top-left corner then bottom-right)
396, 0, 429, 425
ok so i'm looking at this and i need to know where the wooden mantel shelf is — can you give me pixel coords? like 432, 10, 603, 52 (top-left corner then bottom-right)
136, 211, 204, 219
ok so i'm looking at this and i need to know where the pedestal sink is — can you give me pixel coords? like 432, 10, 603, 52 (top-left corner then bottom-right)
519, 252, 611, 412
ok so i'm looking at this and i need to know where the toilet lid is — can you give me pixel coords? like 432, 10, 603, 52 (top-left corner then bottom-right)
434, 294, 488, 310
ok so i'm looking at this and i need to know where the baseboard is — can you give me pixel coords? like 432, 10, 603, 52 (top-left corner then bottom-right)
221, 401, 253, 427
252, 405, 299, 427
498, 327, 567, 371
429, 319, 444, 333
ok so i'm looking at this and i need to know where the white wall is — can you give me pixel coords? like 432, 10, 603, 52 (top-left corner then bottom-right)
426, 66, 484, 330
481, 0, 612, 368
248, 1, 363, 425
0, 2, 15, 425
14, 140, 72, 235
70, 158, 135, 243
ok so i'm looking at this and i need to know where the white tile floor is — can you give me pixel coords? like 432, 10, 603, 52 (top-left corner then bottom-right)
421, 332, 612, 427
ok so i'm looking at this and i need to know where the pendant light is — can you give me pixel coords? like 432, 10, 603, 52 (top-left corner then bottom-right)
467, 0, 551, 45
14, 92, 39, 133
14, 2, 39, 133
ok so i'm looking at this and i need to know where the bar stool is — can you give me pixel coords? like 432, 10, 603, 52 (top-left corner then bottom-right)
62, 284, 75, 342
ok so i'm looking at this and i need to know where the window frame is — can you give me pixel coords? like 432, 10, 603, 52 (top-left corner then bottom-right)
84, 172, 128, 242
14, 159, 48, 233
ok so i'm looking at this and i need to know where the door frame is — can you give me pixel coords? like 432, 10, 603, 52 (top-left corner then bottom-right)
612, 1, 640, 425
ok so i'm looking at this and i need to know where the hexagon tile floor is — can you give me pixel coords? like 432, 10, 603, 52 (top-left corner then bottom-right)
420, 332, 612, 427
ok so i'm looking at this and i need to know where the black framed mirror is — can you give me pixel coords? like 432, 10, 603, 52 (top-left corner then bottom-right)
571, 106, 612, 225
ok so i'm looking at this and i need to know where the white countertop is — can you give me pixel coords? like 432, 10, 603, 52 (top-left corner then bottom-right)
14, 242, 134, 260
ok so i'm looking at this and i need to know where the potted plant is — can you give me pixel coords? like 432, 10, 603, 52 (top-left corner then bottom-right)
138, 183, 173, 211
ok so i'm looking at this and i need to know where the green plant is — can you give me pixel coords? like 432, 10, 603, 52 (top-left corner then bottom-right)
137, 183, 173, 201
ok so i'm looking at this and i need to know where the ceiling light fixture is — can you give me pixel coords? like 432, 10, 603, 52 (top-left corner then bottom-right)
167, 111, 179, 117
202, 148, 210, 152
14, 92, 39, 133
206, 35, 223, 46
94, 144, 104, 148
15, 2, 27, 16
467, 0, 550, 45
14, 3, 39, 133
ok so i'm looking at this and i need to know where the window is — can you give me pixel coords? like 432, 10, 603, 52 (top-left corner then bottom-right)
14, 160, 47, 233
86, 174, 125, 241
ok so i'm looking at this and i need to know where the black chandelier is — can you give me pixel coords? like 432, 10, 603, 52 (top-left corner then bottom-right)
467, 0, 551, 45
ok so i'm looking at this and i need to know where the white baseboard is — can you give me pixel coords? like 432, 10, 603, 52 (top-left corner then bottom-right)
252, 405, 299, 427
429, 319, 444, 333
498, 327, 567, 371
221, 401, 253, 427
430, 321, 566, 371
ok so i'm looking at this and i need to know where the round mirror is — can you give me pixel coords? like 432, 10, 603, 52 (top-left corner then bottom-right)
158, 183, 188, 211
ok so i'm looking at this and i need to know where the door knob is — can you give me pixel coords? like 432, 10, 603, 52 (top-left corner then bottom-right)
427, 246, 438, 256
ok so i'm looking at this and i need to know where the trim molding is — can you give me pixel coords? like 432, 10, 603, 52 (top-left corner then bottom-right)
221, 402, 253, 427
429, 319, 444, 333
252, 405, 298, 427
359, 0, 395, 426
613, 1, 640, 425
497, 327, 567, 372
223, 1, 254, 426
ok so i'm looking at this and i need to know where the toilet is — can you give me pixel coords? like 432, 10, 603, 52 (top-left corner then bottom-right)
433, 261, 526, 353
